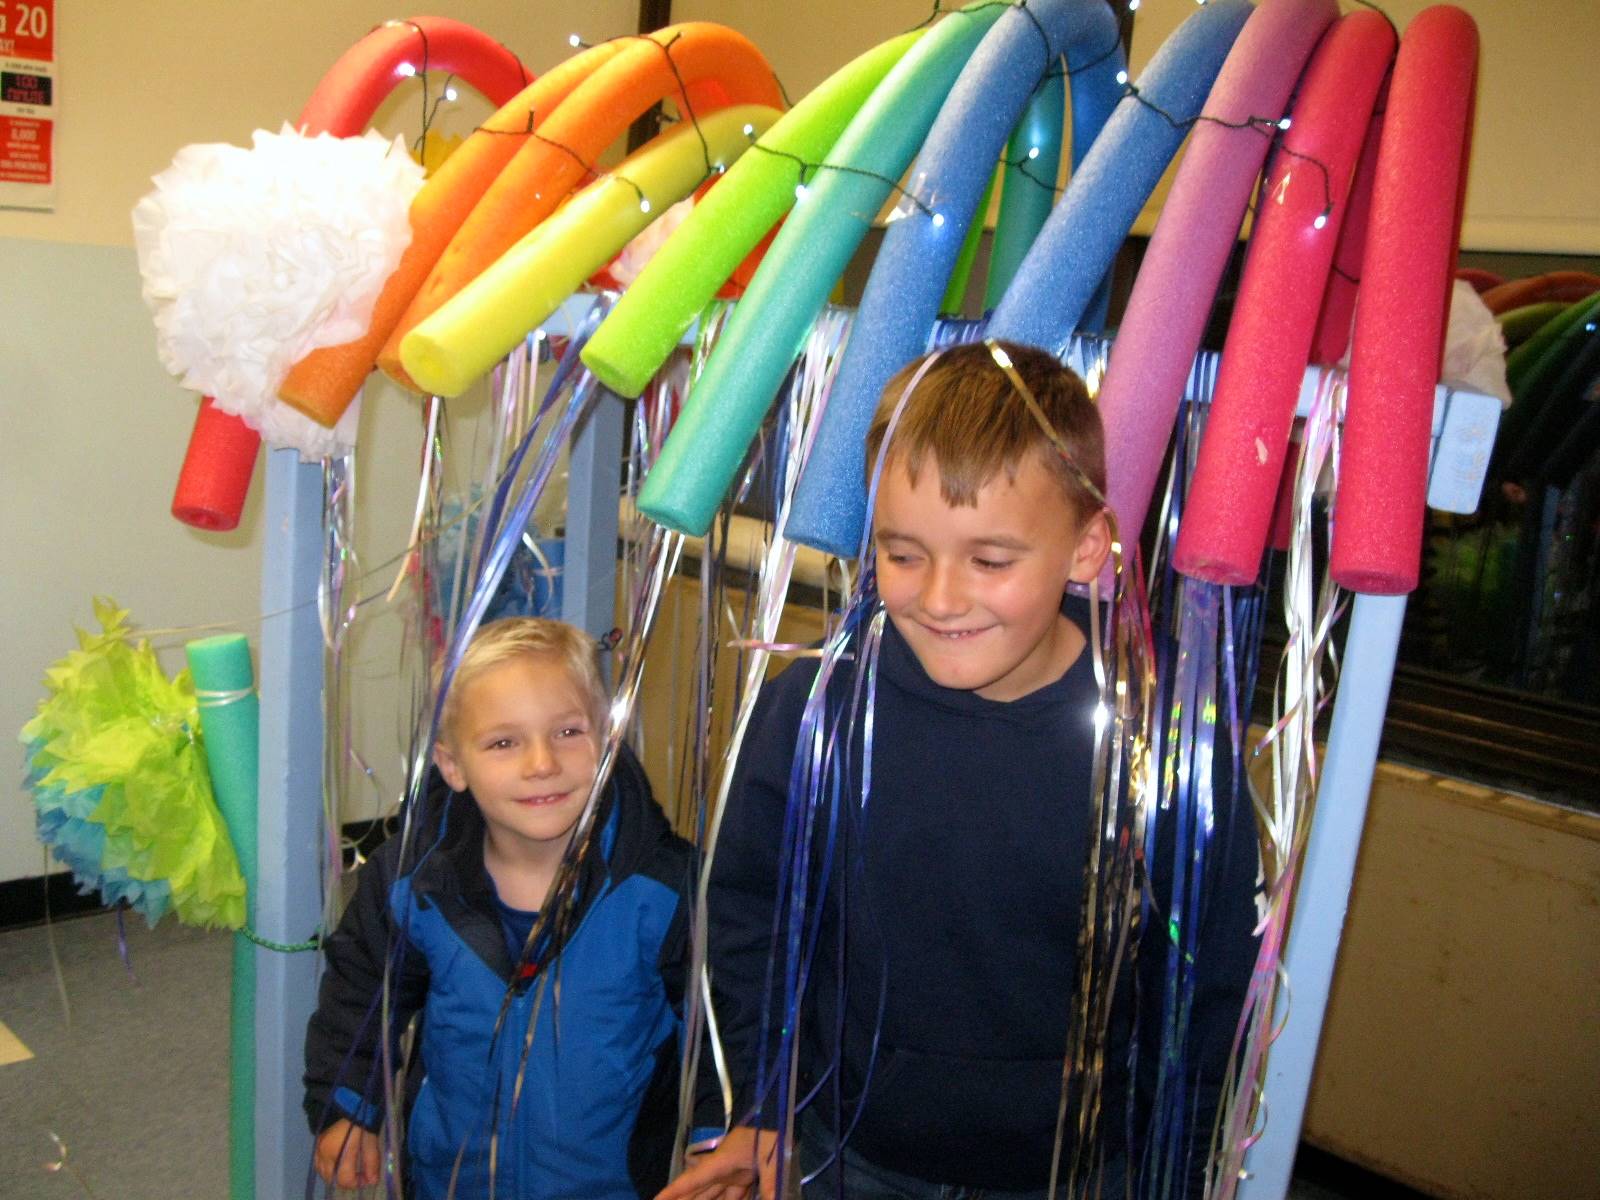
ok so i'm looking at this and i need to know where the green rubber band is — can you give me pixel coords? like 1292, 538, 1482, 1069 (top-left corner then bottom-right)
238, 924, 323, 954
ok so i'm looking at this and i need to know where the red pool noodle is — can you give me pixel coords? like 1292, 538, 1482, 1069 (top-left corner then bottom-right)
1332, 6, 1478, 595
169, 17, 530, 530
1095, 0, 1338, 565
170, 397, 263, 531
1308, 90, 1383, 365
1174, 12, 1394, 584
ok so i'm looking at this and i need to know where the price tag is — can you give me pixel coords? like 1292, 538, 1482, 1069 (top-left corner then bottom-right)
0, 0, 55, 211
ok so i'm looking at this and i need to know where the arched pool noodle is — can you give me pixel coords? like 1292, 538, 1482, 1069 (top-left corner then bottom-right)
783, 0, 1123, 559
170, 16, 533, 531
984, 0, 1254, 357
1332, 6, 1479, 595
581, 32, 923, 400
276, 39, 628, 426
380, 23, 784, 390
635, 1, 1009, 537
401, 104, 782, 398
984, 69, 1065, 312
1174, 12, 1395, 585
1094, 0, 1339, 559
1309, 92, 1383, 365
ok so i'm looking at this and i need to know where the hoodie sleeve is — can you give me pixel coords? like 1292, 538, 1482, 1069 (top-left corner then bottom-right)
703, 661, 817, 1131
302, 841, 430, 1134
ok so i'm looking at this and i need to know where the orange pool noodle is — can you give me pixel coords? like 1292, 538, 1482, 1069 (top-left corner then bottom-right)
276, 39, 625, 427
377, 22, 782, 389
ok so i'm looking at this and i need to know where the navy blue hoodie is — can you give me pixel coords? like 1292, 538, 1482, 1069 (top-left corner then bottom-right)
707, 601, 1258, 1191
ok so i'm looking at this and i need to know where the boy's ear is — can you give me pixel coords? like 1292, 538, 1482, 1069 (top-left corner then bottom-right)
1067, 507, 1114, 585
433, 740, 468, 793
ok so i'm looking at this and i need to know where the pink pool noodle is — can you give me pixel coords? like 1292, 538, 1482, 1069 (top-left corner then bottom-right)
1174, 12, 1395, 584
1096, 0, 1337, 557
1309, 89, 1384, 365
1332, 6, 1478, 595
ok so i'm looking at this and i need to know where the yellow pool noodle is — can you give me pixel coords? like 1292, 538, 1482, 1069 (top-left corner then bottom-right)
400, 103, 782, 398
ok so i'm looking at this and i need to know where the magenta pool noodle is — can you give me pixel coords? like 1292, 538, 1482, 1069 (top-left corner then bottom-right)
1174, 12, 1395, 586
581, 31, 921, 399
984, 68, 1065, 312
783, 0, 1128, 558
1310, 96, 1383, 365
985, 0, 1253, 356
1094, 0, 1338, 554
1332, 6, 1479, 595
636, 3, 1007, 537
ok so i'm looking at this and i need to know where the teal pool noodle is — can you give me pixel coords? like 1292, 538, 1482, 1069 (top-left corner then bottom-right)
186, 634, 260, 1200
985, 68, 1066, 312
635, 0, 1007, 537
784, 0, 1125, 559
989, 0, 1254, 354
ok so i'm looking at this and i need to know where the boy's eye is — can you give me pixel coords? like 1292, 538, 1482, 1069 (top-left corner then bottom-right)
881, 550, 919, 566
487, 737, 515, 751
973, 557, 1014, 571
557, 726, 588, 740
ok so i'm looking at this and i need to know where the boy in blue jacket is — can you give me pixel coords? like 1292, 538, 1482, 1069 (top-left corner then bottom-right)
664, 341, 1258, 1198
304, 617, 692, 1199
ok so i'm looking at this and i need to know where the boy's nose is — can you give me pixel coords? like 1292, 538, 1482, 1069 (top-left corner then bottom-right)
522, 739, 558, 777
920, 561, 968, 620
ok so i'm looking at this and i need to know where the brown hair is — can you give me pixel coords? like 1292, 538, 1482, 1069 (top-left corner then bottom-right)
436, 617, 606, 747
864, 340, 1105, 519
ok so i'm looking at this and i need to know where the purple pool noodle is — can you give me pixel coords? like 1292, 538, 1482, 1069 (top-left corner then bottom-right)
1095, 0, 1339, 554
785, 0, 1125, 559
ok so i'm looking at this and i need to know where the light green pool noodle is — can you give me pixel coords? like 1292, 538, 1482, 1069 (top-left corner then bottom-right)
582, 29, 923, 399
635, 1, 1006, 535
940, 162, 999, 316
186, 634, 259, 1200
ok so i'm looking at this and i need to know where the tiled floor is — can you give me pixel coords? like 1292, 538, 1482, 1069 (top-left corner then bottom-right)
0, 911, 1418, 1200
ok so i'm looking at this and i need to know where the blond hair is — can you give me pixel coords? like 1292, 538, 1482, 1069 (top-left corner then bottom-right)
864, 340, 1105, 519
436, 617, 606, 746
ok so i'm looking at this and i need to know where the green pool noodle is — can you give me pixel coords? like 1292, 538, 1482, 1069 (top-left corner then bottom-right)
582, 29, 923, 399
1499, 301, 1567, 349
985, 67, 1066, 310
636, 0, 1006, 535
186, 634, 260, 1200
940, 162, 999, 316
1506, 290, 1600, 397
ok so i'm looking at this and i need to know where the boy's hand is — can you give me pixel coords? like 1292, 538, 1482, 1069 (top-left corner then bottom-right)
656, 1126, 780, 1200
314, 1119, 382, 1190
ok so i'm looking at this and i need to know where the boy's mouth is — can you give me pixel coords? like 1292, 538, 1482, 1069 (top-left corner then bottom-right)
920, 623, 990, 641
514, 791, 570, 807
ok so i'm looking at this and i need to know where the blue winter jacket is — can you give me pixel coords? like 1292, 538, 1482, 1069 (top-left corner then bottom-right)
304, 746, 692, 1199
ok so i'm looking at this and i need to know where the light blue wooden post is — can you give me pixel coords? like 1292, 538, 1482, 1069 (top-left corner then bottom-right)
1234, 593, 1407, 1200
255, 447, 326, 1200
561, 387, 624, 648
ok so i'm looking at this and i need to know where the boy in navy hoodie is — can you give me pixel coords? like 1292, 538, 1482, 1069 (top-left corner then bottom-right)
664, 341, 1258, 1198
305, 617, 691, 1199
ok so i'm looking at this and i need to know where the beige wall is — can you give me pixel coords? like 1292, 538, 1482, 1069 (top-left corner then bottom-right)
0, 1, 636, 885
678, 0, 1600, 254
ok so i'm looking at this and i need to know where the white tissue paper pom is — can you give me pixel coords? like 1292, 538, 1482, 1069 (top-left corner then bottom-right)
132, 124, 426, 459
1442, 279, 1512, 410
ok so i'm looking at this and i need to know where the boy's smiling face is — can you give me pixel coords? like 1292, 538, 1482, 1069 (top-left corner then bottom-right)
433, 653, 600, 857
873, 450, 1109, 702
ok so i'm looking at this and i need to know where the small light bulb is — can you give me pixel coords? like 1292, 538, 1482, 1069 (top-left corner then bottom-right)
1277, 117, 1292, 131
568, 33, 582, 47
1027, 145, 1041, 160
1128, 0, 1140, 9
1312, 212, 1328, 230
1116, 69, 1129, 86
639, 197, 652, 214
742, 123, 755, 137
713, 162, 727, 174
931, 212, 945, 228
444, 86, 458, 101
794, 182, 810, 202
396, 62, 417, 78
